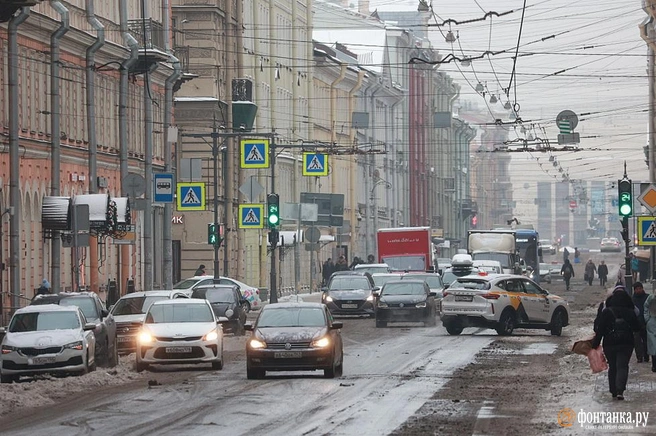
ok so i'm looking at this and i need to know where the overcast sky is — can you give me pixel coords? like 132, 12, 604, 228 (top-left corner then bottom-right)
365, 0, 650, 199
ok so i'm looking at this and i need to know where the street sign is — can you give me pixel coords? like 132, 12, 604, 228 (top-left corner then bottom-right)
299, 192, 344, 226
557, 120, 571, 134
637, 216, 656, 245
281, 203, 319, 222
240, 139, 269, 168
302, 153, 329, 176
556, 110, 579, 131
305, 226, 321, 243
569, 200, 577, 209
638, 184, 656, 214
122, 173, 146, 198
154, 173, 174, 203
238, 176, 264, 202
239, 204, 264, 229
177, 182, 205, 211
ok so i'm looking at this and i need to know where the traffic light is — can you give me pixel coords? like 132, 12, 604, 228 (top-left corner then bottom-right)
267, 193, 280, 229
207, 223, 222, 246
618, 179, 632, 217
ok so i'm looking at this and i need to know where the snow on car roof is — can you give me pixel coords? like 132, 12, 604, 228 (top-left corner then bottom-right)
119, 290, 183, 298
16, 303, 79, 313
32, 291, 98, 301
150, 298, 208, 306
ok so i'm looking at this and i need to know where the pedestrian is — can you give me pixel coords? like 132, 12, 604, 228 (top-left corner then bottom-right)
321, 258, 334, 286
334, 255, 349, 272
632, 282, 649, 363
563, 247, 569, 263
367, 254, 375, 264
584, 259, 597, 286
560, 258, 575, 291
35, 279, 51, 297
592, 286, 642, 400
630, 252, 639, 283
574, 247, 581, 264
644, 290, 656, 372
616, 264, 626, 287
598, 260, 609, 287
194, 264, 206, 276
349, 256, 361, 270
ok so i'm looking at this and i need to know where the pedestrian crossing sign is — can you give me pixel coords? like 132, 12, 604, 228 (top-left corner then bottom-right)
177, 183, 205, 211
302, 153, 329, 176
637, 216, 656, 246
240, 139, 269, 169
239, 204, 264, 229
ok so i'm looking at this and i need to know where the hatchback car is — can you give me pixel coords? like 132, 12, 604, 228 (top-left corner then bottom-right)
245, 302, 343, 379
440, 274, 569, 336
400, 272, 445, 309
109, 290, 189, 354
191, 284, 247, 335
135, 299, 224, 372
321, 271, 378, 317
600, 237, 622, 252
0, 304, 96, 383
173, 276, 262, 312
374, 280, 437, 327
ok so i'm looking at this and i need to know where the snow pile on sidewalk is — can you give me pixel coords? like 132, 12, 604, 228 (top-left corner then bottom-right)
0, 357, 140, 417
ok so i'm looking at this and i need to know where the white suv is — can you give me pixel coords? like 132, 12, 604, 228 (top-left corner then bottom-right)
440, 273, 569, 336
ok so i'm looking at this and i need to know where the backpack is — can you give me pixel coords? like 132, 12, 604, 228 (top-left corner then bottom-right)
606, 308, 633, 343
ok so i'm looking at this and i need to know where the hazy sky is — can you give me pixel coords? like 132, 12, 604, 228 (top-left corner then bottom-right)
366, 0, 650, 196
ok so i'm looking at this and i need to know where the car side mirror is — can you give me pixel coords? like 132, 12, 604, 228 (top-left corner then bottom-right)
321, 287, 328, 293
0, 326, 6, 334
429, 291, 437, 297
83, 322, 96, 331
372, 290, 381, 298
373, 286, 380, 292
101, 309, 109, 319
108, 304, 114, 312
244, 323, 254, 331
331, 321, 343, 329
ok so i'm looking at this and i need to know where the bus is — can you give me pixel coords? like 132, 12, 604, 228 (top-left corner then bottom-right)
514, 228, 542, 283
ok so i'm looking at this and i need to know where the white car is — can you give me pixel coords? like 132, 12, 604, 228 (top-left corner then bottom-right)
353, 263, 392, 275
173, 276, 262, 312
440, 274, 569, 336
135, 299, 224, 372
110, 290, 189, 355
0, 304, 96, 383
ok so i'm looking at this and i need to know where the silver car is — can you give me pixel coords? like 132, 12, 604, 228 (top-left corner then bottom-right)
0, 304, 96, 383
135, 299, 224, 372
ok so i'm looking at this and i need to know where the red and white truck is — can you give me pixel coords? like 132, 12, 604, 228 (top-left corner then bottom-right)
376, 227, 433, 272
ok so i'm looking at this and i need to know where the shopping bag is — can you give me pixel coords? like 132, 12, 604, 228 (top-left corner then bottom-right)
587, 347, 608, 373
571, 338, 594, 356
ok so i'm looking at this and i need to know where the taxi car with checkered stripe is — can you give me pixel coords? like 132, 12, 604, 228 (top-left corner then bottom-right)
439, 273, 569, 336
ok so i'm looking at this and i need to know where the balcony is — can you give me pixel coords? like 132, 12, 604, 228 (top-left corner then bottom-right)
127, 18, 169, 74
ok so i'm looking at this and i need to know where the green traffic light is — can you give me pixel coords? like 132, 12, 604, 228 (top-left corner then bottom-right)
619, 204, 632, 216
268, 214, 279, 225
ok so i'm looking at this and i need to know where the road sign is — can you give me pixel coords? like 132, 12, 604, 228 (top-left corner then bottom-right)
569, 200, 577, 209
638, 184, 656, 214
177, 182, 205, 211
557, 120, 571, 134
238, 176, 264, 202
302, 153, 329, 176
556, 110, 579, 131
638, 216, 656, 245
154, 173, 174, 203
240, 139, 269, 168
122, 173, 146, 198
305, 226, 321, 243
239, 204, 264, 229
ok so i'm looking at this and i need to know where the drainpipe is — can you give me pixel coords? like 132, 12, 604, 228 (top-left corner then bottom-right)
390, 95, 405, 227
330, 64, 347, 253
163, 0, 181, 289
86, 0, 105, 293
348, 70, 365, 261
119, 0, 139, 292
50, 1, 69, 292
369, 83, 382, 257
448, 80, 460, 240
8, 7, 29, 316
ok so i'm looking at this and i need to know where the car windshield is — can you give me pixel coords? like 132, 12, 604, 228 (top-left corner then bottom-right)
381, 255, 426, 272
203, 288, 235, 304
372, 275, 400, 287
173, 279, 200, 290
9, 311, 80, 332
59, 297, 98, 320
329, 277, 370, 290
382, 282, 426, 296
145, 303, 214, 323
401, 274, 443, 288
111, 296, 167, 316
257, 307, 326, 328
451, 280, 491, 290
472, 253, 510, 268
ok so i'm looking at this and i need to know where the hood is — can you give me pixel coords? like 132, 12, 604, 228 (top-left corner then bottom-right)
142, 322, 217, 337
255, 326, 327, 343
114, 314, 146, 324
328, 289, 370, 299
380, 294, 427, 305
4, 330, 81, 348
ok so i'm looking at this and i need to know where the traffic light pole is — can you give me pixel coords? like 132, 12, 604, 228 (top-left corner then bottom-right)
212, 124, 220, 280
622, 216, 633, 294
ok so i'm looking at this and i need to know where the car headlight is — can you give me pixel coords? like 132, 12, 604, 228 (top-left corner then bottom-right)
225, 309, 234, 318
138, 330, 154, 344
377, 301, 388, 308
415, 302, 427, 308
203, 328, 219, 341
311, 337, 331, 348
324, 295, 333, 302
1, 345, 18, 354
64, 341, 83, 351
366, 294, 374, 302
248, 338, 266, 349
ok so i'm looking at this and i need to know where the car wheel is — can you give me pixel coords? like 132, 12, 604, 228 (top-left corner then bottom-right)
247, 367, 265, 379
234, 321, 245, 337
550, 309, 566, 336
243, 301, 252, 314
135, 360, 149, 373
426, 307, 437, 327
89, 350, 97, 373
108, 340, 119, 368
212, 359, 223, 370
97, 339, 110, 368
0, 374, 17, 384
324, 361, 337, 378
375, 319, 387, 328
496, 309, 516, 336
445, 321, 463, 335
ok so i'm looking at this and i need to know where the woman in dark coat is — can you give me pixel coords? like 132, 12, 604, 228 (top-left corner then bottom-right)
592, 287, 642, 400
560, 259, 575, 291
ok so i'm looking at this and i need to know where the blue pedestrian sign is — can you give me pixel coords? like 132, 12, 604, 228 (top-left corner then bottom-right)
177, 183, 205, 211
240, 139, 269, 169
302, 153, 329, 176
638, 216, 656, 246
239, 204, 264, 229
154, 173, 174, 203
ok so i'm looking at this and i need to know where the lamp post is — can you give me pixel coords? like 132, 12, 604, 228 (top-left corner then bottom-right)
370, 178, 392, 258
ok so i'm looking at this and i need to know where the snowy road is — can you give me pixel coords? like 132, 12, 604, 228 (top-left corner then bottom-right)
1, 320, 493, 436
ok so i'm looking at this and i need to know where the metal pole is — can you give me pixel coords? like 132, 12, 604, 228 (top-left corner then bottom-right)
73, 205, 79, 291
294, 202, 301, 294
213, 127, 220, 279
143, 0, 154, 291
270, 135, 278, 304
222, 143, 229, 277
649, 40, 656, 290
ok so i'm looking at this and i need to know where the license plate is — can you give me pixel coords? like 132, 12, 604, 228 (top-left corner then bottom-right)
455, 295, 473, 302
31, 356, 56, 365
165, 346, 191, 353
341, 303, 358, 309
274, 351, 302, 359
117, 336, 132, 343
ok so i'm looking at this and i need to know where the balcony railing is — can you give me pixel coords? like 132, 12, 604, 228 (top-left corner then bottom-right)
127, 18, 165, 52
174, 46, 190, 72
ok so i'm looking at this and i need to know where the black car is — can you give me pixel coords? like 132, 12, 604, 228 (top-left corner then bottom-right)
192, 285, 247, 335
374, 279, 437, 327
31, 292, 118, 367
321, 271, 378, 317
245, 302, 343, 379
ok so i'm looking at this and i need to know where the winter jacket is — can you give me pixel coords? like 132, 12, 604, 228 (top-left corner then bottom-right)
644, 294, 656, 355
592, 305, 641, 350
560, 262, 574, 278
597, 264, 609, 279
584, 262, 596, 279
633, 292, 648, 323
